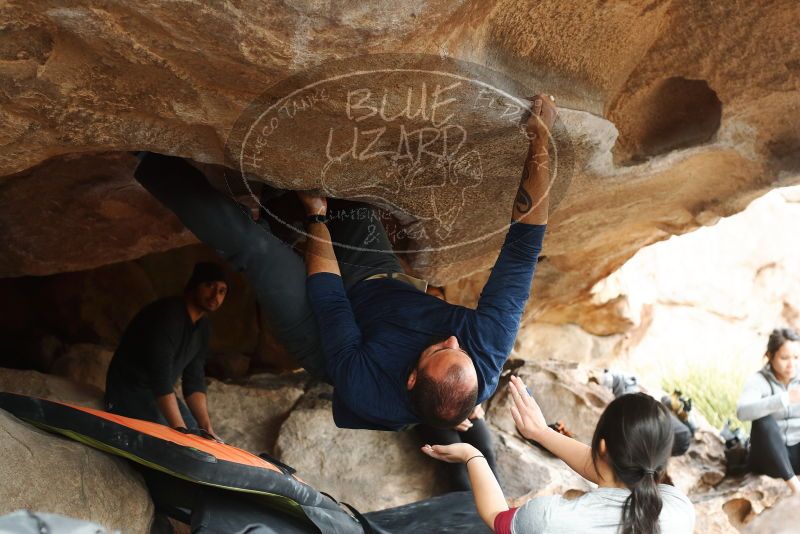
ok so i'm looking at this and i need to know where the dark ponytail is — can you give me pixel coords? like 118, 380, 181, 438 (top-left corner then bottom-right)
591, 393, 673, 534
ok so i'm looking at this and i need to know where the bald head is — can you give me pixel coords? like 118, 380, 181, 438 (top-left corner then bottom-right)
407, 336, 479, 427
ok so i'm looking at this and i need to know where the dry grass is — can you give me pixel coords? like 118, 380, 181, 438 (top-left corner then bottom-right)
662, 365, 751, 433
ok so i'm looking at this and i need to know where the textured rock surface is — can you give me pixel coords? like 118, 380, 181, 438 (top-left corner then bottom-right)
0, 359, 788, 528
0, 1, 797, 329
744, 493, 800, 534
0, 152, 195, 277
666, 423, 726, 496
692, 475, 787, 533
49, 343, 114, 392
486, 359, 613, 444
0, 368, 102, 408
0, 409, 153, 532
274, 384, 440, 512
494, 425, 591, 502
207, 373, 307, 454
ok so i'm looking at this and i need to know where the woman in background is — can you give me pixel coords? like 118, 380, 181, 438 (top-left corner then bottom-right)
737, 327, 800, 494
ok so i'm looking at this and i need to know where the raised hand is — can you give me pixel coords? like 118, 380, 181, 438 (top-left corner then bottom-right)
521, 94, 558, 144
297, 191, 328, 216
453, 418, 474, 432
508, 375, 548, 440
789, 386, 800, 405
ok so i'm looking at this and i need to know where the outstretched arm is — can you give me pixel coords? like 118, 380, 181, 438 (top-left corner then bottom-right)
512, 94, 557, 226
299, 193, 340, 276
299, 192, 371, 398
470, 95, 557, 394
509, 375, 602, 484
422, 442, 508, 530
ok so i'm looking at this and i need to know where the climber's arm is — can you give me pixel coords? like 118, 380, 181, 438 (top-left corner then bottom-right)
512, 94, 556, 226
299, 193, 340, 276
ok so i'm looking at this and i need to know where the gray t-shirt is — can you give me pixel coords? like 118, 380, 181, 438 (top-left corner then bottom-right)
511, 484, 694, 534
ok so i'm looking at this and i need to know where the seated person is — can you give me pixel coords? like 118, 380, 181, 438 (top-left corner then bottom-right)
300, 94, 556, 430
423, 376, 695, 533
413, 285, 498, 491
736, 327, 800, 494
104, 262, 227, 440
601, 369, 693, 456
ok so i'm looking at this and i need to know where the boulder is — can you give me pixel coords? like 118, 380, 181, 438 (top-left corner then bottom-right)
0, 152, 195, 278
691, 474, 787, 533
0, 2, 797, 333
49, 343, 114, 392
486, 359, 613, 444
590, 186, 800, 380
744, 493, 800, 534
666, 425, 726, 496
495, 431, 591, 502
206, 373, 308, 455
0, 368, 102, 408
274, 384, 439, 512
0, 409, 153, 532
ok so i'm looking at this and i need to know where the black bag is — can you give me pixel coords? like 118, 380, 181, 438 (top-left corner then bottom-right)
721, 419, 750, 476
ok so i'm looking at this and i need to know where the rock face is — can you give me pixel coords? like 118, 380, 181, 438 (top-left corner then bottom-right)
692, 475, 787, 534
49, 343, 114, 392
596, 186, 800, 378
494, 428, 592, 503
0, 359, 791, 529
744, 493, 800, 534
0, 368, 102, 408
274, 384, 441, 512
0, 409, 153, 533
0, 1, 797, 330
0, 152, 195, 278
486, 359, 613, 444
206, 373, 308, 455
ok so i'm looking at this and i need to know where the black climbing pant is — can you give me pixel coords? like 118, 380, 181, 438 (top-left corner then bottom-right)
133, 152, 401, 380
749, 415, 800, 480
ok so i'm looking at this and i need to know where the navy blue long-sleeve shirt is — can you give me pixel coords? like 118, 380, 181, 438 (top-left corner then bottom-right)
307, 222, 546, 431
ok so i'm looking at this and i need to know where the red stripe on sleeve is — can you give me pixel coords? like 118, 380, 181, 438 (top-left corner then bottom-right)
493, 507, 518, 534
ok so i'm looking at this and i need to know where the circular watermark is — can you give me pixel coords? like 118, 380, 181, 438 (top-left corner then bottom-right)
225, 53, 574, 265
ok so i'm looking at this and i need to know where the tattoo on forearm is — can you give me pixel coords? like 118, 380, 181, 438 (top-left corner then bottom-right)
515, 185, 533, 213
515, 159, 533, 213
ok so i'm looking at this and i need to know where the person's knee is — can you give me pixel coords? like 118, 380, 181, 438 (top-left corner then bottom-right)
751, 415, 780, 436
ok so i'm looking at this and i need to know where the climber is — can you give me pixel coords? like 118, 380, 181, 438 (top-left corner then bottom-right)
736, 327, 800, 494
422, 375, 696, 533
132, 93, 553, 431
408, 285, 499, 490
104, 261, 227, 441
299, 94, 554, 430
